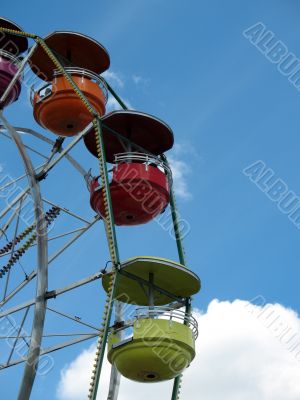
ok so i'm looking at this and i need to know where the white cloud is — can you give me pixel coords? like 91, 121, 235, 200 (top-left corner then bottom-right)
101, 71, 132, 112
132, 75, 142, 85
56, 345, 100, 400
102, 71, 124, 88
106, 96, 133, 112
56, 299, 300, 400
106, 96, 122, 112
168, 155, 192, 200
168, 143, 196, 200
132, 75, 149, 86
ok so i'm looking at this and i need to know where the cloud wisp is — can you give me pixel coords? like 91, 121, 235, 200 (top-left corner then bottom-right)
168, 143, 197, 201
102, 71, 125, 89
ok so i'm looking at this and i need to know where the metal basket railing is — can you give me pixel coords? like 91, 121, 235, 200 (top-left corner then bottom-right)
114, 152, 173, 182
30, 66, 108, 105
30, 82, 52, 105
0, 50, 22, 70
135, 306, 198, 340
54, 67, 108, 102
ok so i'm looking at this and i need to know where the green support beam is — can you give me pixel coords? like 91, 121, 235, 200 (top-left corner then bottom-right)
163, 155, 192, 400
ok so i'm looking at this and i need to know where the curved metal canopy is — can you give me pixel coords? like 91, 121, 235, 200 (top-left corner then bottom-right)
0, 17, 28, 55
29, 31, 110, 81
84, 110, 174, 163
102, 256, 201, 305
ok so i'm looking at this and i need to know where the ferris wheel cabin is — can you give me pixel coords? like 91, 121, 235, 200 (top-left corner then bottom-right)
29, 31, 110, 136
0, 18, 28, 108
103, 256, 201, 382
86, 110, 174, 225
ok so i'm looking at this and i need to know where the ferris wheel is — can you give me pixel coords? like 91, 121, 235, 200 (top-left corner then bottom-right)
0, 18, 201, 400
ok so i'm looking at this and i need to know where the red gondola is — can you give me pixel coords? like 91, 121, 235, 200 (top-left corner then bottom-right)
90, 153, 171, 225
87, 111, 174, 226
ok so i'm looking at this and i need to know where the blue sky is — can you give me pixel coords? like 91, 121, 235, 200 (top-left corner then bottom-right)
1, 0, 300, 399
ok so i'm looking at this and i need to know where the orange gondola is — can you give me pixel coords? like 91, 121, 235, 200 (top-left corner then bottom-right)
29, 31, 110, 136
